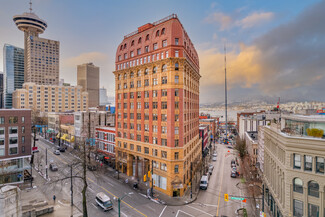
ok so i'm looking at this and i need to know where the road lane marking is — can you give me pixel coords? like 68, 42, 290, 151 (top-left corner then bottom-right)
216, 147, 225, 216
87, 177, 147, 217
37, 142, 68, 164
175, 210, 194, 217
186, 205, 213, 216
88, 187, 95, 193
158, 205, 167, 217
191, 203, 218, 207
121, 211, 128, 217
91, 203, 98, 209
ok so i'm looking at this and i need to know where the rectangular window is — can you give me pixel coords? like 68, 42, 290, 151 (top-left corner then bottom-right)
175, 101, 179, 109
130, 144, 134, 150
161, 151, 167, 158
9, 147, 18, 155
144, 147, 149, 154
175, 114, 179, 122
130, 102, 134, 109
137, 102, 141, 109
130, 51, 134, 57
175, 50, 179, 57
175, 139, 179, 147
175, 75, 179, 84
145, 46, 149, 53
153, 43, 158, 50
137, 135, 141, 141
294, 154, 301, 169
153, 113, 158, 121
160, 163, 167, 171
22, 136, 25, 144
145, 124, 149, 132
0, 128, 4, 135
174, 152, 179, 160
137, 92, 141, 98
137, 124, 141, 131
153, 125, 158, 133
161, 114, 167, 121
9, 127, 18, 134
144, 79, 149, 86
162, 40, 167, 47
174, 165, 179, 173
21, 117, 25, 123
293, 200, 303, 217
153, 149, 158, 156
153, 102, 158, 109
175, 89, 179, 97
137, 113, 141, 120
304, 155, 312, 171
130, 113, 134, 119
316, 157, 324, 174
130, 92, 134, 99
145, 114, 149, 120
162, 76, 167, 84
137, 145, 141, 152
144, 102, 149, 109
175, 127, 179, 135
9, 116, 18, 124
175, 38, 179, 45
137, 48, 141, 55
153, 90, 158, 97
161, 126, 167, 134
153, 78, 158, 86
144, 91, 149, 98
0, 117, 4, 124
161, 102, 167, 109
162, 89, 167, 97
161, 139, 167, 146
0, 138, 4, 146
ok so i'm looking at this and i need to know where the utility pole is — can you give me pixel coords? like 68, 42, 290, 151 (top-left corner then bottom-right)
190, 162, 193, 199
30, 126, 37, 187
45, 148, 48, 180
224, 45, 228, 144
151, 160, 154, 197
70, 164, 73, 217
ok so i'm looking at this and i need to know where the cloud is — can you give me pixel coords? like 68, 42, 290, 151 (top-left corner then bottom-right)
199, 1, 325, 103
204, 12, 233, 30
62, 52, 108, 68
236, 12, 274, 29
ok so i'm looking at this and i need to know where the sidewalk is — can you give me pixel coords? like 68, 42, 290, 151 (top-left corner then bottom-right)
20, 166, 82, 216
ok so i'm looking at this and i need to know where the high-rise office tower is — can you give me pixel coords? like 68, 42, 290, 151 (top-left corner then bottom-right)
13, 4, 60, 85
3, 44, 25, 109
113, 14, 201, 197
77, 63, 100, 107
99, 87, 109, 105
0, 72, 3, 108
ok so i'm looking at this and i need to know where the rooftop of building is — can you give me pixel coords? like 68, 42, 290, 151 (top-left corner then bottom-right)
268, 124, 325, 141
282, 113, 325, 123
246, 131, 258, 141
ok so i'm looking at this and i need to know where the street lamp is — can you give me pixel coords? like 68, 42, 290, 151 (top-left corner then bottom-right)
115, 192, 133, 217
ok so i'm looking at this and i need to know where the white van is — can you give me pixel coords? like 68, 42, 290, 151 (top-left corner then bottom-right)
200, 175, 209, 190
95, 192, 113, 211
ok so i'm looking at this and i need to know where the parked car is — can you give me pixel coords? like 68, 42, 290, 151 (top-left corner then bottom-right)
54, 150, 60, 155
208, 164, 214, 171
208, 167, 213, 175
227, 145, 233, 149
232, 167, 237, 173
212, 152, 217, 158
231, 171, 237, 178
49, 163, 58, 171
212, 156, 217, 161
231, 160, 236, 168
58, 146, 66, 152
200, 175, 209, 190
88, 164, 97, 171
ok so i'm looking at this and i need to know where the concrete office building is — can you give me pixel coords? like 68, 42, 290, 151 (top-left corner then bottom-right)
0, 109, 32, 185
3, 44, 24, 109
13, 5, 59, 85
263, 120, 325, 217
12, 82, 88, 113
77, 63, 99, 107
114, 14, 201, 197
99, 87, 109, 105
0, 73, 3, 108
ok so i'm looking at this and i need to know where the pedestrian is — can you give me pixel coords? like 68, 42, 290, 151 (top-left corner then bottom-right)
53, 195, 56, 204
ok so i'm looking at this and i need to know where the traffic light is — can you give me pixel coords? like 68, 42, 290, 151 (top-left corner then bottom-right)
224, 194, 229, 202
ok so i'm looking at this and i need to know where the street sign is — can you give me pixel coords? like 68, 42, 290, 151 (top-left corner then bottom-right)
230, 197, 245, 201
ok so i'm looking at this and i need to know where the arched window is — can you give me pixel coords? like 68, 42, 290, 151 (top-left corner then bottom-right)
145, 68, 149, 75
153, 67, 157, 74
137, 70, 141, 77
146, 34, 150, 41
156, 30, 160, 37
131, 40, 134, 46
162, 64, 167, 72
293, 178, 303, 193
308, 181, 319, 197
130, 72, 134, 78
120, 45, 123, 51
138, 37, 142, 44
123, 43, 127, 49
161, 28, 166, 35
175, 62, 179, 71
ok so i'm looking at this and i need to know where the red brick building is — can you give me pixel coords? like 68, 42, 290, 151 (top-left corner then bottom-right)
113, 14, 201, 197
0, 109, 32, 185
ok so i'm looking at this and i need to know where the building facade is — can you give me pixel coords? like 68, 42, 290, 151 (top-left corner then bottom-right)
245, 131, 258, 166
77, 63, 99, 107
95, 127, 116, 165
13, 9, 59, 85
263, 123, 325, 217
0, 109, 31, 185
0, 185, 22, 217
0, 73, 3, 108
113, 14, 201, 197
12, 82, 88, 113
99, 87, 109, 106
3, 44, 24, 109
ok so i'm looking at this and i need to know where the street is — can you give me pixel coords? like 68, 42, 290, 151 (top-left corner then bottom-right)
31, 137, 256, 217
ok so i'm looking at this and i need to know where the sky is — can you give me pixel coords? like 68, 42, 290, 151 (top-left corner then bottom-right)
0, 0, 324, 104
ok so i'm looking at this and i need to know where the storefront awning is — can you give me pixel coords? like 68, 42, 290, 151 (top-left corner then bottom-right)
60, 134, 68, 140
172, 184, 184, 189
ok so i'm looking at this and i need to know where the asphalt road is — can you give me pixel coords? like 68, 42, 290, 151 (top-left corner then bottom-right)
34, 137, 255, 217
